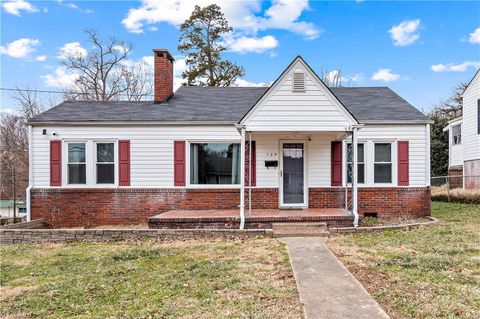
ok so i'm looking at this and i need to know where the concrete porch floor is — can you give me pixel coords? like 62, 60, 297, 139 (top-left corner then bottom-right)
148, 208, 354, 229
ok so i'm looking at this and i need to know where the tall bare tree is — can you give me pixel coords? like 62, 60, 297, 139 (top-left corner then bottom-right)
63, 29, 152, 101
318, 68, 353, 87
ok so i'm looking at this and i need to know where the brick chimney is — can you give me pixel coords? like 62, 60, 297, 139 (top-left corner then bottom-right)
153, 49, 174, 103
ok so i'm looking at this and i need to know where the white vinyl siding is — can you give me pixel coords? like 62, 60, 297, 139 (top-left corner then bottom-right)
32, 125, 240, 188
244, 61, 355, 132
31, 124, 429, 189
463, 74, 480, 161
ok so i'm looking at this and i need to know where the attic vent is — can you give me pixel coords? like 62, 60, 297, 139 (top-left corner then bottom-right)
292, 72, 305, 92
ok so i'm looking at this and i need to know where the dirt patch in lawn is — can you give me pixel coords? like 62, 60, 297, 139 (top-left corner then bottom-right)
0, 286, 38, 302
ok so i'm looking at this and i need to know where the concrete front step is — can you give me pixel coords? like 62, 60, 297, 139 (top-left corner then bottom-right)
273, 222, 330, 237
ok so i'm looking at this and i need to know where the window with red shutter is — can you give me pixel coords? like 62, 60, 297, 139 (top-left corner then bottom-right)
174, 141, 186, 186
118, 140, 130, 186
397, 141, 409, 186
331, 141, 342, 186
50, 140, 62, 186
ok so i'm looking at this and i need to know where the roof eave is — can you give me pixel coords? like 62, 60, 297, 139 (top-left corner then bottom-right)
359, 119, 433, 125
27, 120, 238, 126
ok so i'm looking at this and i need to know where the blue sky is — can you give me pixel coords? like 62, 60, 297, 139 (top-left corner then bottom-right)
1, 0, 479, 114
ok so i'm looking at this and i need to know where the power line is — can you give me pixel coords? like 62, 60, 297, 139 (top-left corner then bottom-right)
0, 87, 155, 97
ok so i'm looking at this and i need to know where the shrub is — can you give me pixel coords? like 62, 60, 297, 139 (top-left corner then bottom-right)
431, 185, 480, 204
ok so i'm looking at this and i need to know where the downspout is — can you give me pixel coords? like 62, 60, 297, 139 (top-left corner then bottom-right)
248, 131, 252, 217
352, 126, 359, 227
26, 125, 33, 222
239, 126, 246, 229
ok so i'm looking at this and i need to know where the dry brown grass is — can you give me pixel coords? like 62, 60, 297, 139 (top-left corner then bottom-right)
431, 185, 480, 204
0, 237, 303, 318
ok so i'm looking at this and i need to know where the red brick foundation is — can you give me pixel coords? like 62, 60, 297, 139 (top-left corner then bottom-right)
31, 187, 430, 227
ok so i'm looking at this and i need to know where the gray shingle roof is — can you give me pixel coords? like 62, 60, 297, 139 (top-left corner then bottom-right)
330, 87, 429, 123
28, 86, 429, 124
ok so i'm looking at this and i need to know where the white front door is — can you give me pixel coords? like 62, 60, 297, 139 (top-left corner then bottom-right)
279, 141, 307, 208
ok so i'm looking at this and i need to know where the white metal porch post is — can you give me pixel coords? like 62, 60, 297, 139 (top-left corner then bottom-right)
352, 127, 359, 227
239, 127, 246, 229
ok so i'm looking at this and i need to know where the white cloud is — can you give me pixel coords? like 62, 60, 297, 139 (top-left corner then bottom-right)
42, 66, 79, 87
36, 55, 47, 62
431, 61, 480, 72
2, 0, 38, 16
57, 42, 87, 59
0, 38, 40, 58
468, 27, 480, 44
122, 0, 319, 40
389, 19, 421, 46
323, 70, 363, 85
228, 35, 278, 53
0, 108, 15, 114
234, 78, 271, 87
371, 68, 400, 82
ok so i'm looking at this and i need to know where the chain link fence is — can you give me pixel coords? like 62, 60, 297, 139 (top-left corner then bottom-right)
431, 175, 480, 203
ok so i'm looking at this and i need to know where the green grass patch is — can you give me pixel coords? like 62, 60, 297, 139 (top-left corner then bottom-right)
328, 202, 480, 319
0, 238, 302, 318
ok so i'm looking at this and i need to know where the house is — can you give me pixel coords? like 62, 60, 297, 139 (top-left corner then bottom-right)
0, 199, 26, 218
443, 69, 480, 189
26, 50, 432, 228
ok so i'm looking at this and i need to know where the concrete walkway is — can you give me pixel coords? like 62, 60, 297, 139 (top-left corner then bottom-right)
281, 237, 389, 319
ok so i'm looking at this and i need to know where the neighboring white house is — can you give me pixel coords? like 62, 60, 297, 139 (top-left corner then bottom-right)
0, 200, 26, 218
26, 50, 432, 228
444, 69, 480, 189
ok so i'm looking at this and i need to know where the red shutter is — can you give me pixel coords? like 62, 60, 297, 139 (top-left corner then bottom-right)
331, 141, 342, 186
118, 140, 130, 186
50, 140, 62, 186
398, 141, 409, 186
245, 141, 256, 186
174, 141, 186, 186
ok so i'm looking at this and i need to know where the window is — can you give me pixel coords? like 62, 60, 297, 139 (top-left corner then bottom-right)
347, 143, 365, 184
96, 143, 115, 184
18, 207, 27, 214
452, 124, 461, 145
374, 143, 392, 183
292, 72, 305, 92
190, 143, 240, 185
68, 143, 86, 184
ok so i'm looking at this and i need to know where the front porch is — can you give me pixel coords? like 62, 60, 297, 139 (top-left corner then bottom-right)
148, 208, 354, 229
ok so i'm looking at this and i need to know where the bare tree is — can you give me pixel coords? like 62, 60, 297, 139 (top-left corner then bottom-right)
318, 67, 355, 87
122, 61, 153, 101
434, 82, 467, 118
1, 114, 29, 220
63, 29, 153, 101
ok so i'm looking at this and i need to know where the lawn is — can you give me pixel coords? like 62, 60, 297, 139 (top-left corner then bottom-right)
328, 202, 480, 319
0, 238, 303, 319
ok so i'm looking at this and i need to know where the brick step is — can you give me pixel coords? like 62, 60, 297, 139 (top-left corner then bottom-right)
272, 222, 329, 237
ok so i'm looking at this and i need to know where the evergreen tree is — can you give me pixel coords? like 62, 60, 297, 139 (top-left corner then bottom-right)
178, 5, 245, 86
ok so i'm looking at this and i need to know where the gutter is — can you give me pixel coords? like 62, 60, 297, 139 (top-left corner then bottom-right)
27, 121, 238, 126
26, 125, 33, 222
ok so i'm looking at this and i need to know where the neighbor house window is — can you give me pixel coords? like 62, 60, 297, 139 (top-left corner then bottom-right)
452, 124, 461, 145
190, 143, 240, 185
68, 143, 86, 184
374, 143, 392, 183
96, 142, 115, 184
347, 143, 365, 184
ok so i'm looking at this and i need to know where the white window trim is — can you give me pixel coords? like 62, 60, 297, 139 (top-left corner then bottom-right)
372, 141, 395, 186
452, 124, 461, 145
94, 141, 118, 186
186, 140, 242, 189
65, 141, 87, 186
346, 142, 366, 185
62, 139, 118, 188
